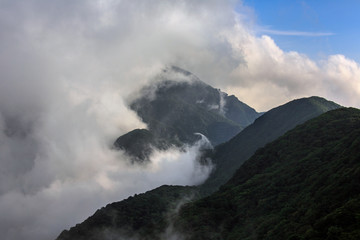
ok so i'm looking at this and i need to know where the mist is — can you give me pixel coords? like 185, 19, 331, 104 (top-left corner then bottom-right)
1, 0, 360, 240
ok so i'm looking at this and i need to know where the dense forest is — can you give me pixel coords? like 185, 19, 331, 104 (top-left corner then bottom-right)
55, 68, 359, 240
177, 108, 360, 239
57, 107, 360, 240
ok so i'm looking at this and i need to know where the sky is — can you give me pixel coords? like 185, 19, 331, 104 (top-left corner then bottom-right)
0, 1, 359, 240
243, 0, 360, 62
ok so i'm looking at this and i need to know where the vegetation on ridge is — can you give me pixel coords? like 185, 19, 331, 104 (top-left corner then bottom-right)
56, 99, 352, 240
200, 96, 341, 195
177, 108, 360, 240
57, 185, 198, 240
114, 129, 172, 163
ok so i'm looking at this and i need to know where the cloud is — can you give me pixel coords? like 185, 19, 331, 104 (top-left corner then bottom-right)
257, 28, 334, 36
218, 19, 360, 111
0, 0, 360, 240
0, 131, 213, 240
0, 1, 225, 239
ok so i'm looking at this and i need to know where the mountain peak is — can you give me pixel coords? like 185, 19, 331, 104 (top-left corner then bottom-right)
200, 96, 341, 195
167, 66, 195, 77
157, 65, 204, 85
179, 107, 360, 239
125, 68, 261, 145
114, 67, 261, 162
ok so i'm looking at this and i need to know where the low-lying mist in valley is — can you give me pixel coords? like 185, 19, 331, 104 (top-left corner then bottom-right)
0, 115, 213, 240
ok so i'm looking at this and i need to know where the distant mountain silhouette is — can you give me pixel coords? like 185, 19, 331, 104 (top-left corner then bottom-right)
115, 66, 261, 162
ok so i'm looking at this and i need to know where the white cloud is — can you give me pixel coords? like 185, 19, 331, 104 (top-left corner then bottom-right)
0, 1, 224, 239
218, 19, 360, 111
0, 0, 360, 239
257, 28, 334, 37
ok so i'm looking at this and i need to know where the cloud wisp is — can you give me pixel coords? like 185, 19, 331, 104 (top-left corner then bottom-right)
257, 28, 334, 37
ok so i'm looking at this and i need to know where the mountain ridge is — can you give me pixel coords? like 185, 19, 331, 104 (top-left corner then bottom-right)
115, 67, 261, 162
199, 96, 341, 195
177, 107, 360, 239
55, 107, 360, 240
55, 97, 344, 240
56, 185, 197, 240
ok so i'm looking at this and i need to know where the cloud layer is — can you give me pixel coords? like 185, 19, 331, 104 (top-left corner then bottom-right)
0, 0, 359, 240
218, 19, 360, 111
